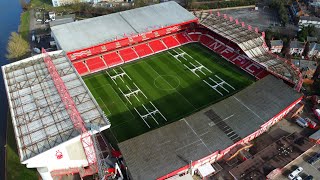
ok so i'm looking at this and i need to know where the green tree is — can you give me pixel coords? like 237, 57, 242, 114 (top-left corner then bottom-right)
6, 32, 30, 60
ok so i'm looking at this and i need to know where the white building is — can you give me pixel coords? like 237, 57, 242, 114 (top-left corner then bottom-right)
51, 0, 100, 7
298, 16, 320, 30
2, 51, 110, 180
308, 42, 320, 58
270, 40, 283, 53
289, 40, 305, 55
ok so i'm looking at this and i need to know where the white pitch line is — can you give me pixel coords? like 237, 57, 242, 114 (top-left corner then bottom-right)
168, 51, 181, 62
134, 108, 150, 128
150, 101, 167, 121
215, 75, 235, 90
184, 64, 200, 78
142, 104, 159, 125
203, 79, 223, 96
118, 87, 132, 105
106, 71, 117, 85
133, 82, 148, 99
209, 77, 229, 93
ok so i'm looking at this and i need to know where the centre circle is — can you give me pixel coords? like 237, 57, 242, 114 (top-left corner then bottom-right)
154, 75, 180, 90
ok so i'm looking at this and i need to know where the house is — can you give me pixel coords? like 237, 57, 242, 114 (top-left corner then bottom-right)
270, 40, 283, 53
51, 0, 101, 7
307, 36, 318, 43
289, 40, 305, 55
308, 43, 320, 58
291, 59, 317, 78
298, 16, 320, 30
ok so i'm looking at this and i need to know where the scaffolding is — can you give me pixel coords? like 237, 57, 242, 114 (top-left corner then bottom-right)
2, 50, 110, 178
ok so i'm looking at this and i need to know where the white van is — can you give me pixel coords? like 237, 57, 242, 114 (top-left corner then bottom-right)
288, 167, 303, 180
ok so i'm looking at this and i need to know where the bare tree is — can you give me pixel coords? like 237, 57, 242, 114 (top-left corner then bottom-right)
6, 32, 30, 60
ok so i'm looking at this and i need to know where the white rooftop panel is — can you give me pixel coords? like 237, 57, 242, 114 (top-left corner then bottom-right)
2, 51, 110, 162
51, 2, 196, 52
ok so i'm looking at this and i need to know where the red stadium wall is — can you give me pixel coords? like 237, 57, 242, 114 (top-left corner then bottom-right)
157, 96, 303, 180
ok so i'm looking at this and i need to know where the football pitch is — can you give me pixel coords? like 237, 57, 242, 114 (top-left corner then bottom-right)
83, 43, 255, 144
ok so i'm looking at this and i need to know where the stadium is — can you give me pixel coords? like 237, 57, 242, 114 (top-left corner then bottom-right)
3, 2, 304, 180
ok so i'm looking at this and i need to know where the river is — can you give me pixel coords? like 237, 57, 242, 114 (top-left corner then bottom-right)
0, 0, 23, 179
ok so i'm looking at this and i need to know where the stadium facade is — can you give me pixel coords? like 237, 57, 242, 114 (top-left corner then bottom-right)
3, 2, 305, 180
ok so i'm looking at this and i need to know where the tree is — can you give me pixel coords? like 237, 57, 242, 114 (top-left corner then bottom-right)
6, 32, 30, 60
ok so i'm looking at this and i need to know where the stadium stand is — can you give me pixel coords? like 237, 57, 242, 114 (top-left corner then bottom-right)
134, 43, 153, 57
119, 47, 139, 62
199, 35, 214, 46
86, 56, 106, 72
175, 33, 190, 44
103, 52, 123, 67
73, 61, 89, 75
188, 32, 201, 42
162, 35, 180, 48
148, 40, 167, 52
194, 12, 302, 90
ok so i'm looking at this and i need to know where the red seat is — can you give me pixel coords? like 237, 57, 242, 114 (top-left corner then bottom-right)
119, 48, 139, 62
73, 62, 89, 75
162, 36, 180, 48
188, 33, 200, 42
86, 56, 106, 72
106, 41, 117, 51
103, 52, 123, 67
156, 29, 167, 36
132, 35, 143, 44
199, 35, 214, 46
118, 38, 130, 47
134, 44, 153, 57
148, 40, 167, 53
175, 33, 190, 44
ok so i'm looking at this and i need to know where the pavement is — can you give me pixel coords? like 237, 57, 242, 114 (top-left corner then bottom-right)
273, 145, 320, 180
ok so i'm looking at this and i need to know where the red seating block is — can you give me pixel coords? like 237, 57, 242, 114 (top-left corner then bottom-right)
73, 62, 89, 75
148, 40, 167, 53
86, 56, 106, 72
119, 48, 139, 62
162, 36, 180, 48
175, 33, 190, 44
118, 38, 130, 47
103, 52, 123, 67
134, 44, 153, 57
199, 35, 214, 46
188, 33, 200, 42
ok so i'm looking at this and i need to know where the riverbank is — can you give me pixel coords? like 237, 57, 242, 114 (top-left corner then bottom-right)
19, 11, 30, 41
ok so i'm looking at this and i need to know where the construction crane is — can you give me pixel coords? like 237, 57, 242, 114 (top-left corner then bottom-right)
42, 49, 121, 179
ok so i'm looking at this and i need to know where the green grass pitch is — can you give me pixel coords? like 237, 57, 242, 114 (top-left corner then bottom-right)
83, 43, 255, 145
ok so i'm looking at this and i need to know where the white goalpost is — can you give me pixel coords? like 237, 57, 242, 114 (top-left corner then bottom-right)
134, 101, 167, 128
203, 75, 235, 96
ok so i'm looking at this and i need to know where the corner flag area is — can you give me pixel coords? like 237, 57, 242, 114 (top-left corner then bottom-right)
83, 43, 254, 144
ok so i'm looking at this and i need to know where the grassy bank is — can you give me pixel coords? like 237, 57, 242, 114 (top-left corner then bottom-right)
6, 113, 38, 180
19, 11, 30, 41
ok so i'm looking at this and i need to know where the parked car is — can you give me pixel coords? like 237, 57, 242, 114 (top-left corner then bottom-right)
288, 167, 303, 180
308, 153, 320, 165
292, 175, 302, 180
295, 117, 308, 128
304, 175, 313, 180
